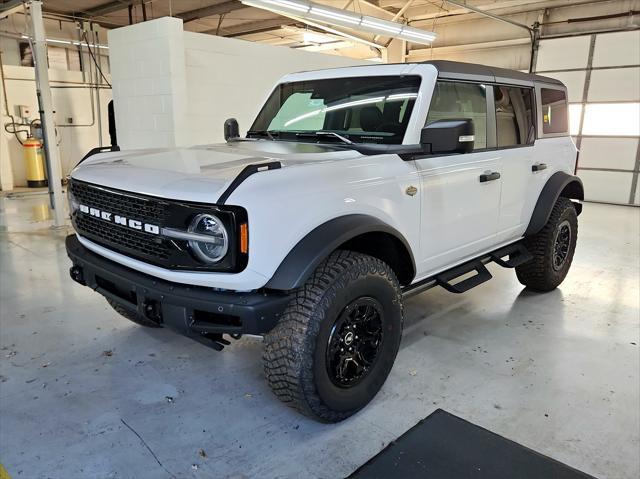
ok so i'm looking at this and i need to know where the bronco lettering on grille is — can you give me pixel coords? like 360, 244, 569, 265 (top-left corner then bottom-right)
78, 204, 160, 235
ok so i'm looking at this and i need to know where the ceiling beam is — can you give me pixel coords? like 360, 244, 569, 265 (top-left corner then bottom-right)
406, 0, 573, 23
40, 6, 127, 28
77, 1, 149, 18
176, 1, 246, 23
0, 0, 23, 20
443, 0, 534, 33
209, 17, 299, 36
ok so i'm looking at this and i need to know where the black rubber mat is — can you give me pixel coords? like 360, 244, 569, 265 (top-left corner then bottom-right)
349, 409, 597, 479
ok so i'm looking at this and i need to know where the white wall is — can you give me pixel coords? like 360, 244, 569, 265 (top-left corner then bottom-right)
108, 17, 367, 150
0, 66, 112, 189
183, 31, 368, 145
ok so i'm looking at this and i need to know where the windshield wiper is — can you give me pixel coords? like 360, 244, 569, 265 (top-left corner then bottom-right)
315, 131, 353, 144
296, 131, 353, 145
247, 130, 278, 140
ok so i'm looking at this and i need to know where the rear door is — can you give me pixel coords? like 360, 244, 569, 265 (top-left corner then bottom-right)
415, 80, 502, 275
492, 85, 541, 242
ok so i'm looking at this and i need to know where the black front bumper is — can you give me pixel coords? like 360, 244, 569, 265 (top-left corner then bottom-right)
66, 235, 291, 341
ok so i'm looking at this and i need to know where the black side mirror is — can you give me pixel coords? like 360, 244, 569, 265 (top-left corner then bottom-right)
420, 119, 474, 155
224, 118, 240, 141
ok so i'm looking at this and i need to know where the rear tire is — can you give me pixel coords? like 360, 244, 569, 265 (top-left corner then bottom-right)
516, 197, 578, 292
106, 298, 161, 328
263, 250, 403, 423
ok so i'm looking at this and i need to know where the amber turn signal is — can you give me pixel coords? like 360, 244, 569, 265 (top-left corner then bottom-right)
240, 223, 248, 254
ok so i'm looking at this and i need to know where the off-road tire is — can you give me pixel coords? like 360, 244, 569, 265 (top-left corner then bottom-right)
516, 197, 578, 292
263, 250, 403, 423
106, 298, 161, 327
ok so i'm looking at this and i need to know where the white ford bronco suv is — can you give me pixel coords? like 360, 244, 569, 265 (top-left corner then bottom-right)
66, 61, 583, 422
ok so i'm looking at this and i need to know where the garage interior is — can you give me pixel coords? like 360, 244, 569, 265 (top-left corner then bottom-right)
0, 1, 638, 478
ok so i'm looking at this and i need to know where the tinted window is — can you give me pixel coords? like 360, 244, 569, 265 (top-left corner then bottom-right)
495, 86, 535, 147
541, 88, 568, 134
250, 76, 420, 144
426, 81, 487, 149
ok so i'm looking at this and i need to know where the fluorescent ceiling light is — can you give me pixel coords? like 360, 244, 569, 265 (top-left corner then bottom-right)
240, 0, 437, 45
360, 18, 401, 35
263, 0, 309, 13
397, 29, 436, 42
310, 7, 361, 25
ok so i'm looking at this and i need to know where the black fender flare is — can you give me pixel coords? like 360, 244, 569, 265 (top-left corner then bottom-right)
525, 171, 584, 236
265, 214, 416, 291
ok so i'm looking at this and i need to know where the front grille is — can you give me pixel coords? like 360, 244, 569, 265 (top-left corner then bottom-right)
70, 180, 171, 264
69, 179, 248, 272
70, 180, 169, 224
75, 214, 171, 260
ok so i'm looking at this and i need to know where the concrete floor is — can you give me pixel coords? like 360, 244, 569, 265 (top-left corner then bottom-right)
0, 194, 638, 479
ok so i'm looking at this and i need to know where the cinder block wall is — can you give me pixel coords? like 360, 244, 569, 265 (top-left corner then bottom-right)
183, 31, 367, 145
108, 17, 366, 150
108, 17, 188, 150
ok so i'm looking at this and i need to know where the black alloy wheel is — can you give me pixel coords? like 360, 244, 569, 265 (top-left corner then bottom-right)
552, 220, 571, 271
326, 297, 384, 388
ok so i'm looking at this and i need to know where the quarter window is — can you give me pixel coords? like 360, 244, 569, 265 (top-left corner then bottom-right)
541, 88, 568, 134
494, 86, 535, 147
426, 81, 487, 150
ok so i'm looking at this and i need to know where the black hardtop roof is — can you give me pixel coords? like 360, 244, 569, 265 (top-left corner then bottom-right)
293, 60, 564, 89
418, 60, 564, 87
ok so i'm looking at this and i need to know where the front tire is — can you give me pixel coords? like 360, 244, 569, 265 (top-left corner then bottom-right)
516, 197, 578, 292
263, 251, 403, 423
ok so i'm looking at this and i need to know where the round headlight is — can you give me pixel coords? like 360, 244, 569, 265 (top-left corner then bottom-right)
188, 214, 228, 263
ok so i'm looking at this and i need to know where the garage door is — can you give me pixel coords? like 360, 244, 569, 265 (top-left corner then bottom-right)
534, 30, 640, 206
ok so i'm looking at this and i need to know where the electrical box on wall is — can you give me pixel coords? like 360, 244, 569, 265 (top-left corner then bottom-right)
17, 105, 31, 118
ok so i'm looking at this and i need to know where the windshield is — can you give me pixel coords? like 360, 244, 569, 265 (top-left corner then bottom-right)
249, 76, 421, 144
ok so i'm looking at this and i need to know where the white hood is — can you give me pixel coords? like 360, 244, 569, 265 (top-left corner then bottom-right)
71, 141, 360, 203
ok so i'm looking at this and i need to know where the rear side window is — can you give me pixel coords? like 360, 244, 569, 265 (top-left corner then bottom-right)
426, 81, 487, 150
494, 86, 535, 147
541, 88, 568, 134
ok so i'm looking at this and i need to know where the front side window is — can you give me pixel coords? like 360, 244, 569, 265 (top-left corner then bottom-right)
426, 81, 487, 150
495, 86, 535, 147
541, 88, 568, 135
250, 76, 421, 144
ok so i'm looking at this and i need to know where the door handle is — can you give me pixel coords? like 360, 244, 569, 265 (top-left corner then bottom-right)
479, 171, 501, 182
532, 163, 547, 172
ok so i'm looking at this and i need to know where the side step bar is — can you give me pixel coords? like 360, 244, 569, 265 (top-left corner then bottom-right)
489, 242, 533, 268
403, 241, 532, 299
436, 260, 492, 294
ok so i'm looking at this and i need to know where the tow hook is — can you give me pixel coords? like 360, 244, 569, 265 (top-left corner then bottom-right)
69, 266, 85, 285
142, 299, 162, 323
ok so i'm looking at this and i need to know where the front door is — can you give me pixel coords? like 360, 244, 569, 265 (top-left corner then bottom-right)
415, 152, 502, 275
414, 80, 502, 277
